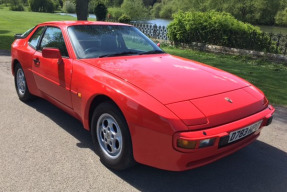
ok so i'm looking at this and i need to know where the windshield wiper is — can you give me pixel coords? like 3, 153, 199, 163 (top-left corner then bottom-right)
98, 51, 140, 58
139, 50, 165, 55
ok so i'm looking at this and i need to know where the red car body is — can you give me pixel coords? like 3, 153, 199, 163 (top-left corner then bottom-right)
11, 21, 275, 171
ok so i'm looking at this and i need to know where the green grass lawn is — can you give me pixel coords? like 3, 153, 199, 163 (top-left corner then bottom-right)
0, 6, 76, 50
162, 46, 287, 106
0, 7, 286, 106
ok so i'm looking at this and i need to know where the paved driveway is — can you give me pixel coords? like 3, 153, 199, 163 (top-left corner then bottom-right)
0, 52, 287, 191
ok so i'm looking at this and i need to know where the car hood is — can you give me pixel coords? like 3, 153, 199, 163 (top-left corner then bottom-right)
82, 54, 250, 104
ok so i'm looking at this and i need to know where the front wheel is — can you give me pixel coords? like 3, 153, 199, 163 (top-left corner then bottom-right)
14, 63, 33, 102
91, 102, 135, 170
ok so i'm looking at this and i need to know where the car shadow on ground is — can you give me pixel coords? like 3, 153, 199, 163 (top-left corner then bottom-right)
27, 98, 287, 192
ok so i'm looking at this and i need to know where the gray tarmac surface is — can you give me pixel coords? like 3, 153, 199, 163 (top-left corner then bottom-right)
0, 51, 287, 191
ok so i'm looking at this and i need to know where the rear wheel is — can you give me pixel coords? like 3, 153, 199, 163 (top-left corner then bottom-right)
14, 63, 33, 102
91, 102, 135, 170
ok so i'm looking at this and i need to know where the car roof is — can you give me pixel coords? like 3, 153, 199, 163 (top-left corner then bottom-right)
40, 21, 131, 27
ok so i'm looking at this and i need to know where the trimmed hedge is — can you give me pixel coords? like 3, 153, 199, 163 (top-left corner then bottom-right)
63, 1, 75, 13
118, 14, 131, 23
94, 3, 107, 21
167, 11, 276, 53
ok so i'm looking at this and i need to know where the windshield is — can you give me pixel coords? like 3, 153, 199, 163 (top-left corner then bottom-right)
68, 25, 164, 59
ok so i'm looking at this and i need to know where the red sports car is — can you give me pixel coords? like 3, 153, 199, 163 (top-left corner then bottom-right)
11, 21, 275, 171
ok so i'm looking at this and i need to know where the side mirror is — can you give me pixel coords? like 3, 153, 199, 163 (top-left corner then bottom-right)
157, 43, 161, 47
42, 48, 63, 64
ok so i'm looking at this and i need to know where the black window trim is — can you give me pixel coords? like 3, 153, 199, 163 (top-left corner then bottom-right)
38, 26, 70, 58
28, 25, 69, 58
28, 26, 47, 50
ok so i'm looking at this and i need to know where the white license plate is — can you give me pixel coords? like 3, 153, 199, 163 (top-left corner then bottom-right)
228, 120, 263, 143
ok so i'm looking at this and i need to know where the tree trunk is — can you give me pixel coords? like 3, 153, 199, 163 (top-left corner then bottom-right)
76, 0, 89, 21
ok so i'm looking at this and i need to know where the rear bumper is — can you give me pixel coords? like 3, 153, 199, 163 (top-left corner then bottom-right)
134, 105, 275, 171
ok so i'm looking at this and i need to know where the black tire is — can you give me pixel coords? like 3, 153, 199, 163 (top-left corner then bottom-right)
91, 102, 135, 171
14, 63, 33, 102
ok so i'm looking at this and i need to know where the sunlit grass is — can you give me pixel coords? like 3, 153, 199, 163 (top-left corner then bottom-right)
0, 7, 76, 50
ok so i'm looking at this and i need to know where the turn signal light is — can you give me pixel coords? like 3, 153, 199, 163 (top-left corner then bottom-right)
177, 139, 197, 149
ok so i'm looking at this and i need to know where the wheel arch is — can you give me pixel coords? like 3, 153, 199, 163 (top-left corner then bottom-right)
87, 94, 127, 132
12, 59, 20, 76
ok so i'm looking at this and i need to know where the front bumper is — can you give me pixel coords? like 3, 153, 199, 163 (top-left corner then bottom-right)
133, 105, 275, 171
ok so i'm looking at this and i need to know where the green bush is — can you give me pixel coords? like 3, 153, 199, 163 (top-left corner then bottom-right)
63, 0, 75, 13
168, 11, 276, 53
29, 0, 55, 13
10, 4, 24, 11
159, 4, 173, 19
94, 3, 107, 21
118, 14, 131, 23
121, 0, 149, 20
275, 8, 287, 26
88, 0, 96, 14
151, 3, 161, 18
108, 7, 124, 20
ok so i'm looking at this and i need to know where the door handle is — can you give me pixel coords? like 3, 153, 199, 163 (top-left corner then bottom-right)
33, 58, 40, 66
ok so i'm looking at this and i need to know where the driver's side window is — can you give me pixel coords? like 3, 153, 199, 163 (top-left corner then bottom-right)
40, 27, 69, 57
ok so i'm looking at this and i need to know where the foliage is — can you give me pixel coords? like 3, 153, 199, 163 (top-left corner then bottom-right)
94, 3, 107, 21
167, 11, 276, 53
118, 14, 131, 23
150, 2, 161, 18
88, 0, 96, 13
159, 3, 173, 19
225, 0, 257, 24
150, 0, 287, 26
142, 0, 156, 7
63, 0, 75, 13
29, 0, 55, 13
275, 8, 287, 27
108, 7, 124, 19
253, 0, 280, 25
9, 0, 24, 11
9, 4, 24, 11
113, 0, 123, 6
121, 0, 149, 20
53, 0, 62, 10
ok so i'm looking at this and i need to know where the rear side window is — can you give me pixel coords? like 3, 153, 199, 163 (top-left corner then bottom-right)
28, 27, 45, 49
22, 26, 36, 38
39, 27, 69, 57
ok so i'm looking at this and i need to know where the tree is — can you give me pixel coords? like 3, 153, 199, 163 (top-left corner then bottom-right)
121, 0, 149, 20
275, 8, 287, 26
226, 0, 256, 23
94, 3, 107, 21
9, 0, 24, 11
76, 0, 89, 20
29, 0, 55, 13
143, 0, 156, 7
254, 0, 280, 25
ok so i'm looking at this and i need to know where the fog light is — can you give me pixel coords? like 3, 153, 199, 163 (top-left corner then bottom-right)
266, 116, 273, 126
177, 139, 197, 149
199, 138, 215, 148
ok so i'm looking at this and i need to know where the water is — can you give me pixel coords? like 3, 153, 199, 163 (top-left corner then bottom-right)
133, 19, 171, 26
57, 13, 287, 35
257, 25, 287, 35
